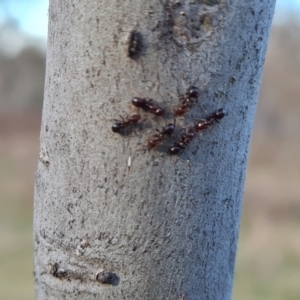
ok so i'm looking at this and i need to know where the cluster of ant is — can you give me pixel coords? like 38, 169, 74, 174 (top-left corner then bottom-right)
111, 86, 226, 155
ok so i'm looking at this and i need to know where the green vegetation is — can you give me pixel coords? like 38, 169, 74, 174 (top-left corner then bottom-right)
0, 157, 35, 299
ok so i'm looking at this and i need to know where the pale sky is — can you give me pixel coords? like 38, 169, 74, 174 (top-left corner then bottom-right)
0, 0, 299, 39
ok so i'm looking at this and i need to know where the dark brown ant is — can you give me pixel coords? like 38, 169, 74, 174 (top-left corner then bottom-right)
194, 108, 226, 132
111, 114, 141, 133
132, 97, 164, 116
148, 122, 175, 149
169, 108, 226, 154
174, 86, 200, 116
168, 127, 195, 155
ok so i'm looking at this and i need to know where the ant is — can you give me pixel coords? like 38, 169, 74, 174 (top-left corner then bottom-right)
194, 108, 226, 132
148, 122, 176, 149
168, 107, 226, 155
174, 86, 200, 116
132, 97, 164, 116
168, 127, 196, 155
111, 114, 141, 133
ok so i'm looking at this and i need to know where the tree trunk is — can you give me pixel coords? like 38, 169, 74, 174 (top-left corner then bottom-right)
34, 0, 275, 299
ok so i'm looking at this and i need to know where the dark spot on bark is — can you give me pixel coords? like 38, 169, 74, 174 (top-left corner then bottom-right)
230, 76, 236, 84
96, 272, 119, 285
200, 15, 212, 28
58, 232, 64, 238
203, 0, 219, 5
172, 0, 182, 7
48, 263, 68, 279
128, 30, 143, 59
39, 147, 50, 167
45, 125, 49, 132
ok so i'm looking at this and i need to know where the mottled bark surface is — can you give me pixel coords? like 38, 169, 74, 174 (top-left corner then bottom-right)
34, 0, 275, 299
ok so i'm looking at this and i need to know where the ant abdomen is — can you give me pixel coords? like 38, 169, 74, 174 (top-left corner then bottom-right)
132, 97, 165, 116
185, 86, 199, 99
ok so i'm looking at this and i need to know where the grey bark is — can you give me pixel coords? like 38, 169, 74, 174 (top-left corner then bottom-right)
34, 0, 276, 299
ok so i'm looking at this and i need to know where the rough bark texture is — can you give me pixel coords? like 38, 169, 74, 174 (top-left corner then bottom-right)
34, 0, 276, 299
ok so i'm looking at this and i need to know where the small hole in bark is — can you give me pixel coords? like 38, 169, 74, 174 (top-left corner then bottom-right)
96, 271, 119, 286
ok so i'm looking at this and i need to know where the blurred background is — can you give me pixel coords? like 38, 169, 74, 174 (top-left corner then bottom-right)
0, 0, 299, 299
